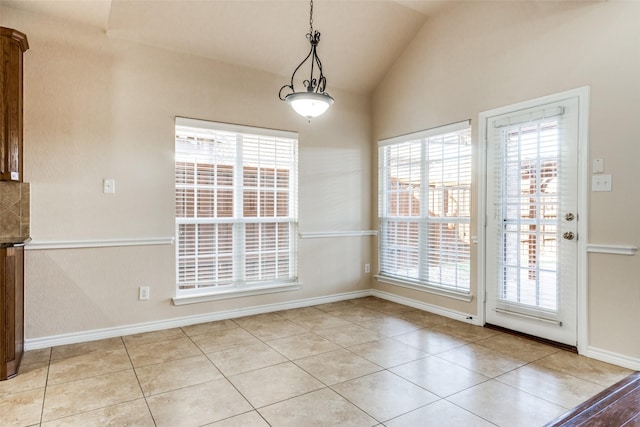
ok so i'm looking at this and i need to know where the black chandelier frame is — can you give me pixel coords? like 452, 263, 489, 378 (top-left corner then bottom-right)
278, 0, 333, 103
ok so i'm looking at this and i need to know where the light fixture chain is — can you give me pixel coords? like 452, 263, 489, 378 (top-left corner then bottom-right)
309, 0, 314, 34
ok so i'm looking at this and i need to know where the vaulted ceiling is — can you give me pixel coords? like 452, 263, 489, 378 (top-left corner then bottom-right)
2, 0, 456, 94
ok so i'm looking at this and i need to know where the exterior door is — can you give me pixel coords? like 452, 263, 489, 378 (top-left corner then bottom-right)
484, 92, 584, 346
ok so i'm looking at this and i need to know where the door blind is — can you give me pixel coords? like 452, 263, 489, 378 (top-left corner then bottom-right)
491, 107, 572, 321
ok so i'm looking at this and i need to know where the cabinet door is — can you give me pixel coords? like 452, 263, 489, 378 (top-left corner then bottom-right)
0, 246, 23, 380
0, 28, 28, 182
0, 248, 13, 379
13, 246, 24, 369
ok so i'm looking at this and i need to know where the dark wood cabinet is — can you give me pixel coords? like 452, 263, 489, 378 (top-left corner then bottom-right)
0, 245, 24, 380
0, 27, 29, 182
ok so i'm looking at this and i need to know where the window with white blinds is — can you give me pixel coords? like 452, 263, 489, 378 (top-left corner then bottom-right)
378, 121, 471, 293
175, 118, 298, 296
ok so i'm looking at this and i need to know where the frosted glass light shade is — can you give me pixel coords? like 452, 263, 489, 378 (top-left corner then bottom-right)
285, 92, 334, 119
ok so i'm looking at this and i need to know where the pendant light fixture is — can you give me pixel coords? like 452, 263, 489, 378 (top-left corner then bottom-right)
279, 0, 334, 120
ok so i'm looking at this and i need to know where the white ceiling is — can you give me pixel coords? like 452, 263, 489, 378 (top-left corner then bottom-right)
2, 0, 455, 94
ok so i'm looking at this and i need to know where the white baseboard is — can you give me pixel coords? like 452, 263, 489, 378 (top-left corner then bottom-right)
25, 289, 638, 374
586, 346, 640, 371
25, 289, 485, 351
371, 289, 482, 326
24, 289, 371, 350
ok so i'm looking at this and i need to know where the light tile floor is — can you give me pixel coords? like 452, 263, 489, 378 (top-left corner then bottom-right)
1, 297, 633, 427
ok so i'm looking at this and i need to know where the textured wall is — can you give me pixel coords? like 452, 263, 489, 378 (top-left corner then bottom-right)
372, 1, 640, 361
0, 6, 372, 339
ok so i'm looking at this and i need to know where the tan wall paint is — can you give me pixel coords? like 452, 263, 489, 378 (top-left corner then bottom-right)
372, 1, 640, 359
1, 7, 373, 339
3, 1, 638, 363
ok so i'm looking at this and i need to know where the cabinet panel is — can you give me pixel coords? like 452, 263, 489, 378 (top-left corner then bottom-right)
0, 28, 28, 182
0, 245, 24, 380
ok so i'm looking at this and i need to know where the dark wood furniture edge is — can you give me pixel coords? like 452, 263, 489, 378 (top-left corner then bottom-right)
0, 27, 29, 52
544, 371, 640, 426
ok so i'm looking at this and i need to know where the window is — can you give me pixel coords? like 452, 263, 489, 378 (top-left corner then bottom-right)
378, 121, 471, 295
175, 118, 298, 299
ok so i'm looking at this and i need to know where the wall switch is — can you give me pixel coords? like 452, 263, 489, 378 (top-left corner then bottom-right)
364, 263, 371, 273
139, 286, 150, 301
592, 158, 604, 174
592, 174, 612, 192
103, 178, 116, 194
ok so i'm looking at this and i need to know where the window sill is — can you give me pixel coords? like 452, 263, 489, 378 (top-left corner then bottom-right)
172, 282, 302, 306
374, 275, 473, 302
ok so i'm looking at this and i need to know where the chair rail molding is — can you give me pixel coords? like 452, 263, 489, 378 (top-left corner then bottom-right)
26, 237, 175, 250
586, 244, 637, 256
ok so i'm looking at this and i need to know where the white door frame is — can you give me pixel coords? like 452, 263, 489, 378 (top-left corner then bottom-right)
477, 87, 590, 354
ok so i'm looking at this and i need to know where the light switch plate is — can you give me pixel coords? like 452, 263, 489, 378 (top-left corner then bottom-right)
592, 158, 604, 174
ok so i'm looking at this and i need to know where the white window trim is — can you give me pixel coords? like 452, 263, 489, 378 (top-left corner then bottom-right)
172, 282, 302, 305
177, 117, 297, 140
377, 120, 472, 299
374, 274, 473, 302
174, 117, 299, 300
378, 120, 471, 147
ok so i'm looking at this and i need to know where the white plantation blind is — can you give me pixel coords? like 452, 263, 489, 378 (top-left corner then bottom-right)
378, 121, 471, 292
492, 107, 571, 321
175, 117, 298, 295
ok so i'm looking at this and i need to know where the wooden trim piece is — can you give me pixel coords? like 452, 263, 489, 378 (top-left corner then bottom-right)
0, 27, 29, 52
544, 371, 640, 427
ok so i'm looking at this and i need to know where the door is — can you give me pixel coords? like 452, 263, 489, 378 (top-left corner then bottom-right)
484, 92, 584, 346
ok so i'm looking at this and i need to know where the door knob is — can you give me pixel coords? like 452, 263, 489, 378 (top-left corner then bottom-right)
563, 231, 575, 240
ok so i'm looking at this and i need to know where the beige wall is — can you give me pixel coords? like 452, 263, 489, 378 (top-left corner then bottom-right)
1, 6, 373, 339
372, 1, 640, 360
3, 1, 638, 365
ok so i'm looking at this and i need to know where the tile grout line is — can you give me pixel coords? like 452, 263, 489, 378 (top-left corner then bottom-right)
330, 304, 575, 424
222, 307, 383, 423
40, 338, 150, 426
162, 309, 481, 425
184, 320, 284, 426
122, 335, 159, 427
429, 350, 579, 423
22, 297, 629, 426
283, 305, 441, 424
37, 347, 52, 427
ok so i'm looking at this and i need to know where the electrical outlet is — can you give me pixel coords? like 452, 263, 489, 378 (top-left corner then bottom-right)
592, 174, 612, 192
103, 178, 116, 194
364, 263, 371, 273
139, 286, 150, 301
